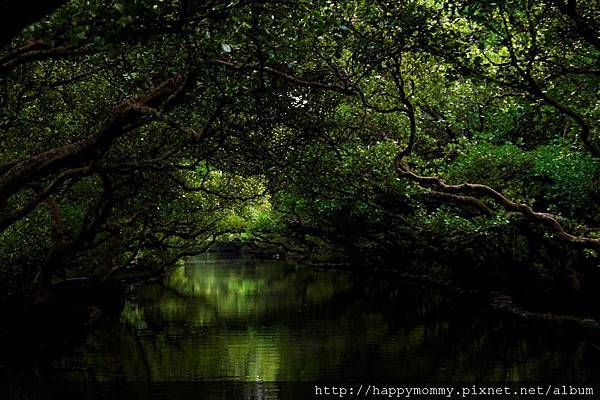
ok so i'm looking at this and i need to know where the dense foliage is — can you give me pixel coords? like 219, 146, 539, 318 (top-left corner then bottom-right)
0, 0, 598, 303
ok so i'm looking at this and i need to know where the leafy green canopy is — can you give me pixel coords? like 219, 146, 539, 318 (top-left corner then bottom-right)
0, 0, 598, 297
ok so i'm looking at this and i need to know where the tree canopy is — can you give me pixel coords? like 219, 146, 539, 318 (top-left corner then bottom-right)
0, 0, 598, 302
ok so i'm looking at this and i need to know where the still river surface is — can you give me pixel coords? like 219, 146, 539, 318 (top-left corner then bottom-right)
3, 254, 599, 398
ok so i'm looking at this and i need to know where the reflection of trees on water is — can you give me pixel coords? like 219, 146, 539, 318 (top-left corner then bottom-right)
52, 259, 599, 383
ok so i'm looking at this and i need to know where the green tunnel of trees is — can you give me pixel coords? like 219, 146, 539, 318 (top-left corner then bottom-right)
0, 0, 598, 305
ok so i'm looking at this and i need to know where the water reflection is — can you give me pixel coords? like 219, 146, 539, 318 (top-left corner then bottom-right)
52, 255, 599, 383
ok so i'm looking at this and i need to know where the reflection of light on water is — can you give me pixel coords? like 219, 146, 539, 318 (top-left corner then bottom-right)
54, 257, 600, 384
222, 331, 281, 381
112, 259, 355, 381
163, 260, 353, 319
120, 301, 148, 329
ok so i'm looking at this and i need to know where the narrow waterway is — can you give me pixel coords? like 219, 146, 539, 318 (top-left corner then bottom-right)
2, 254, 599, 398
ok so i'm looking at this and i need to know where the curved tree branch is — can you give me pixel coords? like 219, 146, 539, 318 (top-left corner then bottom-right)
0, 73, 188, 205
395, 162, 600, 250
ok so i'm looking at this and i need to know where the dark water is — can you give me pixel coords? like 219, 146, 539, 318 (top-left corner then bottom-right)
2, 255, 599, 398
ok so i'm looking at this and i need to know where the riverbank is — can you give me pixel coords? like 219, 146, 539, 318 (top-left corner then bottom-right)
300, 259, 600, 342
